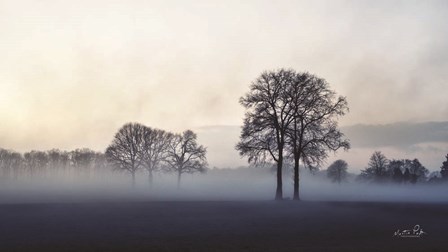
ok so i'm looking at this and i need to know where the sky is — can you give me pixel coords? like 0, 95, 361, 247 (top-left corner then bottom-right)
1, 0, 448, 172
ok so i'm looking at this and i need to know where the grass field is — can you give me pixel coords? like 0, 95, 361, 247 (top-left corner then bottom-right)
0, 200, 446, 251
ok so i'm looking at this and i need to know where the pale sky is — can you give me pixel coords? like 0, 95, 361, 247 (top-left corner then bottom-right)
1, 0, 448, 171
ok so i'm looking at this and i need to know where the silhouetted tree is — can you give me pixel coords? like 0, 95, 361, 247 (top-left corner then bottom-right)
284, 71, 349, 200
140, 127, 173, 186
428, 171, 442, 183
407, 158, 428, 183
71, 148, 97, 178
236, 69, 296, 200
403, 168, 411, 183
0, 149, 22, 180
165, 130, 207, 189
326, 159, 348, 184
389, 160, 404, 183
105, 123, 146, 187
23, 151, 48, 178
359, 151, 388, 182
440, 154, 448, 180
92, 152, 108, 178
47, 149, 70, 177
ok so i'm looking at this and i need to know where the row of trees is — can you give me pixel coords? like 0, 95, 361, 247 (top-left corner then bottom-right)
0, 148, 107, 180
358, 151, 429, 184
326, 152, 448, 184
0, 123, 208, 189
105, 123, 207, 188
236, 69, 350, 200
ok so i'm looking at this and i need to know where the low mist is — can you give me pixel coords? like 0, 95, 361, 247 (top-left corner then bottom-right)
1, 166, 447, 204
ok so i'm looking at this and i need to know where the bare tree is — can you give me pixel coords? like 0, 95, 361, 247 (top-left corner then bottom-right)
91, 152, 108, 179
405, 158, 428, 183
70, 148, 97, 178
0, 149, 22, 180
105, 123, 146, 187
236, 69, 296, 200
284, 71, 349, 200
327, 159, 348, 184
441, 154, 448, 180
165, 130, 207, 189
47, 149, 70, 177
140, 127, 174, 186
359, 151, 389, 182
23, 151, 48, 178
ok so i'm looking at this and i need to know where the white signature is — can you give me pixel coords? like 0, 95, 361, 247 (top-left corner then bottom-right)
393, 224, 427, 238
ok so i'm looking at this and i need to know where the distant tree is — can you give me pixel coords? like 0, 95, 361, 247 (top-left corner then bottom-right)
326, 159, 348, 184
403, 168, 411, 183
440, 154, 448, 180
165, 130, 207, 189
0, 149, 22, 180
70, 148, 97, 178
92, 152, 108, 177
407, 158, 428, 183
389, 160, 404, 183
23, 151, 48, 178
359, 151, 388, 182
140, 127, 173, 186
105, 123, 146, 187
47, 149, 70, 177
9, 151, 22, 180
428, 171, 442, 184
236, 69, 295, 200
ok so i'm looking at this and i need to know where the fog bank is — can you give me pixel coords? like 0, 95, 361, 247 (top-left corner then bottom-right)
1, 167, 447, 204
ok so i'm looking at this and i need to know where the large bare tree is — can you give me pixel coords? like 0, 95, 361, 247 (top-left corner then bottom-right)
236, 69, 296, 200
285, 71, 349, 200
165, 130, 207, 189
105, 123, 146, 187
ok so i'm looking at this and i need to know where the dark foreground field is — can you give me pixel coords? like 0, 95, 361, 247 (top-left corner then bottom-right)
0, 200, 446, 252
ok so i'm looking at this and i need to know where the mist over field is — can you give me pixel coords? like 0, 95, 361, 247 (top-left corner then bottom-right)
1, 166, 447, 204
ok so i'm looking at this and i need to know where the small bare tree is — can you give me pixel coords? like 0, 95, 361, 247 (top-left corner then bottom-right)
327, 159, 348, 184
23, 151, 48, 178
0, 149, 22, 180
359, 151, 389, 182
105, 123, 146, 187
140, 127, 174, 187
165, 130, 207, 189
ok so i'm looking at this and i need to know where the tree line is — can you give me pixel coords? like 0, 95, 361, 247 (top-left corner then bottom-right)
0, 148, 107, 180
0, 123, 208, 188
326, 151, 448, 184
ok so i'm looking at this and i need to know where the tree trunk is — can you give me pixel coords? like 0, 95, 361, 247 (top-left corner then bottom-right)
131, 172, 136, 188
177, 171, 182, 190
148, 170, 153, 187
275, 154, 283, 201
293, 155, 300, 200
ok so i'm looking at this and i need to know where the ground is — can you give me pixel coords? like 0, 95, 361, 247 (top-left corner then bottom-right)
0, 200, 446, 252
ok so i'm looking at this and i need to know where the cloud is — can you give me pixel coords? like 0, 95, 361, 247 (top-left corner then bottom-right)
341, 121, 448, 149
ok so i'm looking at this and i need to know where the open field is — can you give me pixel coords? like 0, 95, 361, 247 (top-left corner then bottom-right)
0, 200, 446, 252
